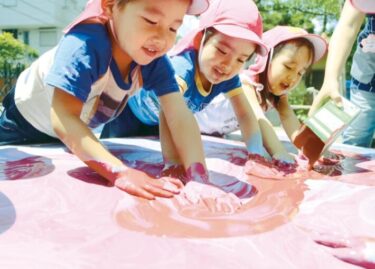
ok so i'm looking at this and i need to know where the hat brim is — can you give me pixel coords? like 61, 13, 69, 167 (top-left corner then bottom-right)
277, 33, 328, 63
350, 0, 375, 14
213, 24, 269, 57
187, 0, 210, 15
299, 34, 327, 63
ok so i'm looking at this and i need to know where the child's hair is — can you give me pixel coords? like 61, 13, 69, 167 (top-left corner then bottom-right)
116, 0, 131, 9
202, 27, 216, 45
258, 38, 315, 110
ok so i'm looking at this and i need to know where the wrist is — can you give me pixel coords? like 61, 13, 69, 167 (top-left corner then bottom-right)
185, 162, 209, 184
161, 162, 185, 179
245, 131, 264, 156
85, 160, 130, 184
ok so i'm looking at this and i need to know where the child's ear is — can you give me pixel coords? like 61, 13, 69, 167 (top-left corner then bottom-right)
101, 0, 116, 18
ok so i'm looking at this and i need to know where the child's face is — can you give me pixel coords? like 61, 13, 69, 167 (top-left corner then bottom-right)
268, 43, 312, 96
111, 0, 190, 65
199, 31, 256, 85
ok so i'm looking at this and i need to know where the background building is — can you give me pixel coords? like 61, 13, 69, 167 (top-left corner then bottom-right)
0, 0, 87, 54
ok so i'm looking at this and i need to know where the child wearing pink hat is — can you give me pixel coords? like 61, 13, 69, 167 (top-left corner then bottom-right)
195, 26, 328, 164
0, 0, 210, 200
100, 0, 268, 197
309, 0, 375, 149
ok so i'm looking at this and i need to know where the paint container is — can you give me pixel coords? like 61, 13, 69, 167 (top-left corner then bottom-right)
294, 98, 360, 167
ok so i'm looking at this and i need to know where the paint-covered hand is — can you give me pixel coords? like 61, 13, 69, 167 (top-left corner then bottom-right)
314, 234, 375, 268
318, 151, 342, 165
298, 150, 342, 166
245, 153, 298, 179
184, 162, 210, 184
272, 151, 296, 164
114, 167, 182, 200
160, 162, 186, 179
182, 181, 243, 213
180, 163, 244, 213
183, 163, 256, 199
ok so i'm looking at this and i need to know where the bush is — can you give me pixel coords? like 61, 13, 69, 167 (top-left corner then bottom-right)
288, 78, 315, 122
0, 32, 38, 100
0, 32, 38, 65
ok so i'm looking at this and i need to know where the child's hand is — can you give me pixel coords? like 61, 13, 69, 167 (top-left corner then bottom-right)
182, 181, 243, 213
313, 234, 375, 268
272, 151, 296, 164
318, 151, 342, 165
181, 163, 256, 199
160, 162, 185, 179
184, 162, 210, 184
245, 153, 297, 179
114, 168, 182, 200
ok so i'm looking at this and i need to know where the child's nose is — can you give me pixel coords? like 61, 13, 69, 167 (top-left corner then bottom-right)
150, 35, 167, 50
220, 59, 233, 73
287, 73, 298, 84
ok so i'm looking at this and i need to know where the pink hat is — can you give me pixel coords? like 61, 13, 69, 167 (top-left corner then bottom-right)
263, 26, 328, 63
63, 0, 210, 33
170, 0, 268, 71
349, 0, 375, 14
242, 26, 327, 79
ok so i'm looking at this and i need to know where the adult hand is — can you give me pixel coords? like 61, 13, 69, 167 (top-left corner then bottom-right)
308, 79, 343, 117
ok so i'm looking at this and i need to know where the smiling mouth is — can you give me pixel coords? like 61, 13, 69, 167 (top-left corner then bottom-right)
142, 47, 160, 58
212, 67, 226, 80
280, 82, 290, 90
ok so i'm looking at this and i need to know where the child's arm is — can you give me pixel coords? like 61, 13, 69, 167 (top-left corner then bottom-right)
228, 92, 264, 155
158, 92, 206, 170
159, 108, 181, 165
276, 95, 301, 143
243, 84, 294, 162
51, 88, 182, 199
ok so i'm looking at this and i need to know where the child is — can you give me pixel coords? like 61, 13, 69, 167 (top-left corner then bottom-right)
194, 26, 328, 165
309, 0, 375, 148
101, 0, 269, 163
0, 0, 210, 200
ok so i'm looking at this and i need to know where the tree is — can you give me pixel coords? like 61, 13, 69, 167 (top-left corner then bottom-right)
0, 32, 38, 65
255, 0, 343, 34
0, 32, 38, 99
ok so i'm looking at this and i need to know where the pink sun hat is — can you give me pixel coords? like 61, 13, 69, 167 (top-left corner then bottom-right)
263, 26, 328, 63
170, 0, 268, 65
349, 0, 375, 14
242, 26, 327, 79
63, 0, 210, 33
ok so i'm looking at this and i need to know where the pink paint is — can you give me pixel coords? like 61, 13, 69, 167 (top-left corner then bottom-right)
115, 175, 306, 238
0, 156, 54, 180
0, 137, 374, 268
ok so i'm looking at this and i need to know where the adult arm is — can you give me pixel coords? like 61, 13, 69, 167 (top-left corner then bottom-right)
309, 0, 365, 115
